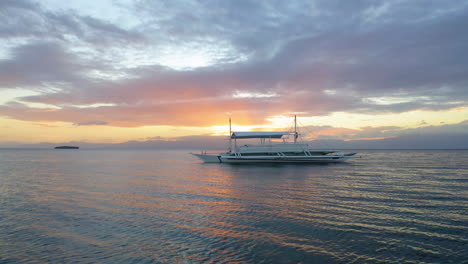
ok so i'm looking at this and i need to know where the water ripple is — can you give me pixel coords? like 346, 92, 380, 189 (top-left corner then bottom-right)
0, 149, 467, 263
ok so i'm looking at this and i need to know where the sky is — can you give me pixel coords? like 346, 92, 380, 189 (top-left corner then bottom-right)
1, 0, 468, 148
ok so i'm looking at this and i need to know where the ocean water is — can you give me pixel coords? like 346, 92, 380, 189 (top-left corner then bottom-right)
0, 149, 467, 264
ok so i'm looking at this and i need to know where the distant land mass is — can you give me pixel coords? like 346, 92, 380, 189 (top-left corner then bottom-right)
1, 133, 467, 150
54, 146, 79, 149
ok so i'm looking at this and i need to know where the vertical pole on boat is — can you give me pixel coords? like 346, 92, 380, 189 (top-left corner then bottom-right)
294, 115, 298, 143
229, 117, 232, 152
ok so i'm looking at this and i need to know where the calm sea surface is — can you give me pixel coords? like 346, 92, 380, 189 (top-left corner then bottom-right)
0, 149, 467, 264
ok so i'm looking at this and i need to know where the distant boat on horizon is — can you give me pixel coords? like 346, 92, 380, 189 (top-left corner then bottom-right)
192, 116, 356, 163
54, 146, 79, 149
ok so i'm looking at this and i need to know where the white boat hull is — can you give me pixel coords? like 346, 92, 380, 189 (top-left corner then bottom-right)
192, 153, 356, 163
220, 154, 354, 163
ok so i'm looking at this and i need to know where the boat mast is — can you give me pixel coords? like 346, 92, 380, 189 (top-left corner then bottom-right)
229, 117, 232, 152
294, 115, 298, 143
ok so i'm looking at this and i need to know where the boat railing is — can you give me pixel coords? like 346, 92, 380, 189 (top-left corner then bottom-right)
237, 143, 310, 152
198, 151, 221, 155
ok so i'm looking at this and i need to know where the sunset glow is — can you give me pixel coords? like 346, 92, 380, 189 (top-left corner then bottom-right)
1, 0, 467, 148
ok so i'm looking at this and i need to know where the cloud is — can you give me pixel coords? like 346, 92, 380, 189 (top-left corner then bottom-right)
0, 0, 144, 44
0, 0, 467, 128
0, 41, 87, 88
299, 120, 468, 142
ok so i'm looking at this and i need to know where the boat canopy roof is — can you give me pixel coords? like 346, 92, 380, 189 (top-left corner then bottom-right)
231, 131, 290, 139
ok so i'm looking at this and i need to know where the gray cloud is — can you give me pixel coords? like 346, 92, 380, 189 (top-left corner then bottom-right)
0, 0, 144, 45
0, 42, 85, 88
300, 120, 468, 142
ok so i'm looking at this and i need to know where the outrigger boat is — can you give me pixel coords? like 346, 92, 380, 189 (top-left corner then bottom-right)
192, 116, 356, 163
